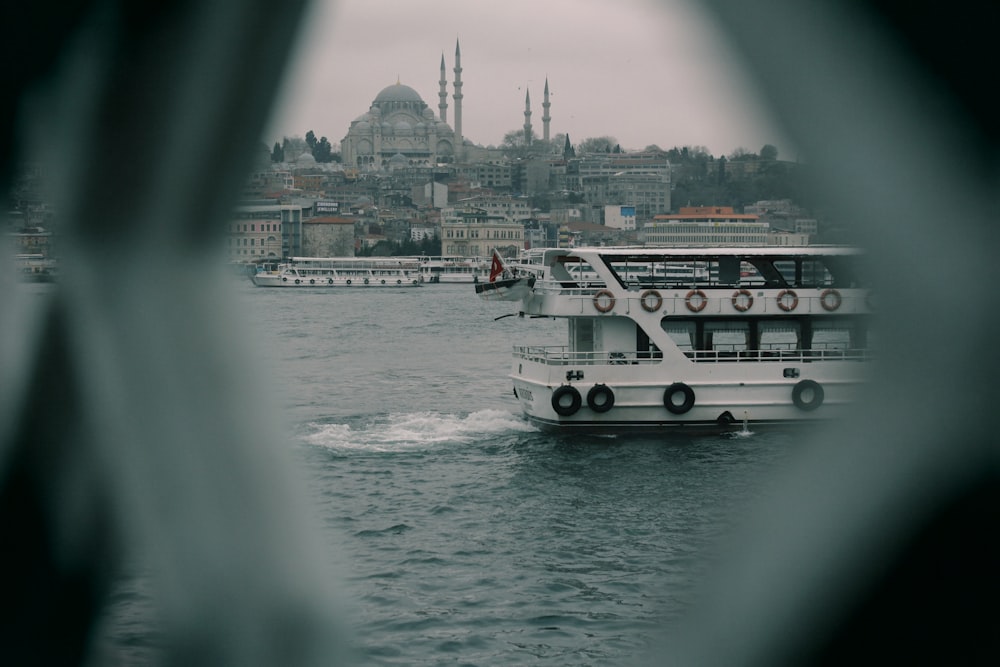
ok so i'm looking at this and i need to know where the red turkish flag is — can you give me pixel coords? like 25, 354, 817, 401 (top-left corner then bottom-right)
489, 251, 504, 282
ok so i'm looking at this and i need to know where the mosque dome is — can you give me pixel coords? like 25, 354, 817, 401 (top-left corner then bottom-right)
373, 82, 424, 104
340, 46, 481, 172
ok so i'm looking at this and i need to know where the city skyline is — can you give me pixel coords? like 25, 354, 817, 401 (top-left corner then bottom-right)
267, 0, 797, 159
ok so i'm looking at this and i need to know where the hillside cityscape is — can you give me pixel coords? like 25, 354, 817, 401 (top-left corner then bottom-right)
8, 41, 848, 275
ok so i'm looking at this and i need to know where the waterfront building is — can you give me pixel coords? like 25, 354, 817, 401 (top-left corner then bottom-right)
604, 205, 637, 231
453, 161, 513, 190
456, 194, 532, 223
644, 206, 767, 246
229, 204, 303, 261
440, 207, 524, 258
302, 216, 356, 257
569, 152, 671, 220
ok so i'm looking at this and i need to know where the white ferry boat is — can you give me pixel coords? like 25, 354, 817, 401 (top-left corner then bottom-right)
417, 256, 489, 284
250, 257, 422, 287
486, 247, 872, 432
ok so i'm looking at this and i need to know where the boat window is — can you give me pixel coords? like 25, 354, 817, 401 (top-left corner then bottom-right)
774, 259, 834, 288
803, 259, 834, 286
705, 320, 749, 353
718, 256, 740, 285
813, 320, 867, 351
604, 256, 711, 288
759, 320, 801, 351
773, 260, 797, 285
569, 318, 597, 353
552, 257, 598, 287
661, 320, 696, 351
823, 256, 867, 288
737, 261, 767, 286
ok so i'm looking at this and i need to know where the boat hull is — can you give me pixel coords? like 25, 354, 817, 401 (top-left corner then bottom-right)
475, 277, 536, 301
511, 356, 867, 433
250, 274, 421, 287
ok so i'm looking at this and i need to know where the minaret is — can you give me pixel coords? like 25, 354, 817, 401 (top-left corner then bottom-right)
542, 77, 551, 143
438, 53, 448, 122
523, 88, 533, 146
453, 39, 463, 161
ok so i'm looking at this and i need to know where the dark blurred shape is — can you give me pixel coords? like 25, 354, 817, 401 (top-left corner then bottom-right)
661, 0, 999, 664
1, 1, 351, 665
850, 0, 1000, 159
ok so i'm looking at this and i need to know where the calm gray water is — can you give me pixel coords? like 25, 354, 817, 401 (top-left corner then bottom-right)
96, 281, 803, 665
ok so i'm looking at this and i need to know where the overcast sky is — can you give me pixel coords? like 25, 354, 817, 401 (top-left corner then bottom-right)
267, 0, 796, 159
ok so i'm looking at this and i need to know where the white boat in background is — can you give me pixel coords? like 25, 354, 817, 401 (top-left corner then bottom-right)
250, 257, 422, 287
485, 246, 873, 433
15, 253, 57, 283
475, 275, 536, 301
417, 256, 489, 284
474, 250, 537, 301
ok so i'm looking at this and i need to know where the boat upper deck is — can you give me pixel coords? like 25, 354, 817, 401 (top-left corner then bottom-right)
513, 246, 871, 319
534, 246, 866, 290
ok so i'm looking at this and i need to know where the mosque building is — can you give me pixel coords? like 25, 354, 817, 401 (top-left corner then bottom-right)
340, 40, 551, 171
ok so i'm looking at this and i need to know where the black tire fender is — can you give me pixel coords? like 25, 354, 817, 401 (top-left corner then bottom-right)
792, 379, 824, 411
586, 384, 615, 413
551, 385, 582, 416
663, 382, 696, 415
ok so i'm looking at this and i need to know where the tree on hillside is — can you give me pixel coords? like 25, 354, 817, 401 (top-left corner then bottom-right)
577, 136, 617, 154
563, 134, 575, 159
271, 141, 284, 162
665, 145, 712, 163
305, 130, 317, 151
760, 144, 779, 160
499, 128, 539, 158
282, 135, 307, 160
313, 136, 334, 162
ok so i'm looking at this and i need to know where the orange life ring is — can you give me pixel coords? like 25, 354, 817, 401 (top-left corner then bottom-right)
685, 289, 708, 313
731, 288, 754, 312
640, 289, 663, 312
777, 289, 799, 312
820, 288, 842, 311
593, 289, 616, 313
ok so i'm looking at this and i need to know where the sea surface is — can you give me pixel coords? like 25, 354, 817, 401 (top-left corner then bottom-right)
87, 280, 809, 665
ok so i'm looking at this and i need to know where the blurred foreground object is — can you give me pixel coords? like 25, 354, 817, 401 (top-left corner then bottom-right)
1, 1, 351, 665
662, 0, 998, 664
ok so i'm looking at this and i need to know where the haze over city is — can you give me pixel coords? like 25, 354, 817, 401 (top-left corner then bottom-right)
268, 0, 796, 158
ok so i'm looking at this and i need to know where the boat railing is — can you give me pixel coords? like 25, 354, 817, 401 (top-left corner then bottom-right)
682, 348, 872, 362
513, 345, 872, 365
512, 347, 663, 365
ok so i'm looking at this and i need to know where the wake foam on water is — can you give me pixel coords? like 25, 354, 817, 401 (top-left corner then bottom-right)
303, 409, 537, 451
